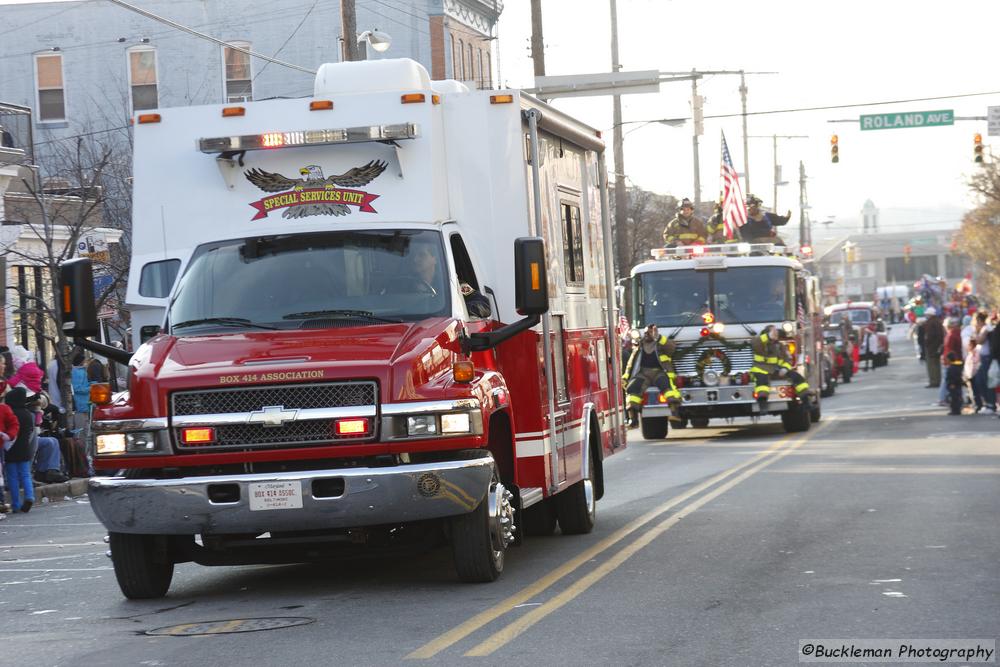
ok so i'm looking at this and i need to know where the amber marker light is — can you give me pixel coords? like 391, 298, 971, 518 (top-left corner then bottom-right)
90, 383, 112, 405
335, 418, 369, 436
453, 361, 475, 383
181, 427, 215, 444
137, 113, 161, 124
222, 106, 246, 117
401, 93, 426, 104
490, 94, 514, 104
309, 100, 334, 111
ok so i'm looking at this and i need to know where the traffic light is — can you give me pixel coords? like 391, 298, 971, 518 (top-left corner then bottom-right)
974, 133, 984, 163
903, 243, 912, 264
831, 135, 839, 163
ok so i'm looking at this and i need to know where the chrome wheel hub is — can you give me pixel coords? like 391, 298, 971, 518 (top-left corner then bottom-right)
488, 481, 516, 555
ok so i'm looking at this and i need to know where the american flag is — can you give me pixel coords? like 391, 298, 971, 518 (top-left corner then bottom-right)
720, 132, 747, 239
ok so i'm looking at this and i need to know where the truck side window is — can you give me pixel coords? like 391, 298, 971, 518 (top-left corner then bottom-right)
561, 201, 584, 285
449, 233, 491, 320
138, 259, 180, 298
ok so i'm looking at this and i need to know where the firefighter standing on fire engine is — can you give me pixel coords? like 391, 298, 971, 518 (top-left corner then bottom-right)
750, 324, 810, 406
662, 198, 708, 247
623, 324, 680, 427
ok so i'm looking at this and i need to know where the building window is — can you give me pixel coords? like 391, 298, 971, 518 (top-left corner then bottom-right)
223, 42, 252, 102
484, 51, 492, 88
457, 39, 465, 79
128, 47, 158, 111
561, 202, 585, 285
467, 43, 474, 82
451, 34, 458, 80
885, 256, 937, 282
945, 254, 970, 278
35, 53, 65, 121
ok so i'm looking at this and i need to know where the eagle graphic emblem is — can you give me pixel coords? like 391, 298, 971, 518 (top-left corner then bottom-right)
244, 159, 388, 220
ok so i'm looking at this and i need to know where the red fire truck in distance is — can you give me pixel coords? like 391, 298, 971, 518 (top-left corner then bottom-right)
61, 58, 625, 599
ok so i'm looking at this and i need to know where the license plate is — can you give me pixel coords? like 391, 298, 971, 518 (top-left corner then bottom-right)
249, 481, 303, 511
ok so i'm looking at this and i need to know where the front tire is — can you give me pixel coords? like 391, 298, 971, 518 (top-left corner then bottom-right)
690, 417, 710, 428
451, 479, 513, 583
555, 446, 596, 535
781, 402, 812, 433
109, 533, 175, 599
640, 415, 669, 440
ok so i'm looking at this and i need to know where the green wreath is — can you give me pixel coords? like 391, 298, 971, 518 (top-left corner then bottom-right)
694, 347, 732, 379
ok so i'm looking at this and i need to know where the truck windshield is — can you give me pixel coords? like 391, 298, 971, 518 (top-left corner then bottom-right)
168, 230, 450, 334
636, 266, 792, 327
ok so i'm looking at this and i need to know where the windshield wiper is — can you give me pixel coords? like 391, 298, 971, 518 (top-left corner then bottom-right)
172, 317, 278, 330
281, 309, 403, 323
668, 308, 707, 340
716, 303, 758, 337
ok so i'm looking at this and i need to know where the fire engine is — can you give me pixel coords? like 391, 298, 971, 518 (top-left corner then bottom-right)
626, 243, 823, 438
60, 58, 625, 599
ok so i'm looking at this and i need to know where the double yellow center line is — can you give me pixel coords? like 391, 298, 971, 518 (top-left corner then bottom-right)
407, 418, 833, 660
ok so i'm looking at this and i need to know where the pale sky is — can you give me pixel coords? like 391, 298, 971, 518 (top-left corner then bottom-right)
5, 0, 997, 234
496, 0, 1000, 233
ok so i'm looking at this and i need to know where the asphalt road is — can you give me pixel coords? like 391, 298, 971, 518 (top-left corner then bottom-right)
2, 325, 998, 666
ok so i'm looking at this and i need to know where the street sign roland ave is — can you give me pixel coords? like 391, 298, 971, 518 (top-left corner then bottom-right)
987, 106, 1000, 137
859, 110, 953, 131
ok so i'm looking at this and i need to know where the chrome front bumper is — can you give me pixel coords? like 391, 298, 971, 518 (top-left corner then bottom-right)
88, 453, 494, 535
643, 384, 790, 417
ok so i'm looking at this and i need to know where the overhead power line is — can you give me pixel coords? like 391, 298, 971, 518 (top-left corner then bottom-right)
105, 0, 316, 75
616, 90, 1000, 129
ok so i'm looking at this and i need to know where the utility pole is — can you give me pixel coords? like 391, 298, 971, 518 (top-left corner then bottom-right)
691, 71, 701, 206
675, 70, 773, 206
530, 0, 545, 77
610, 0, 627, 279
341, 0, 359, 62
749, 134, 806, 211
798, 160, 809, 249
739, 70, 750, 195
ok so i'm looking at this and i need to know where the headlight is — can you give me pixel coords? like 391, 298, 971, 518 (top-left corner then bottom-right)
711, 322, 725, 335
95, 431, 160, 455
440, 413, 471, 434
781, 321, 795, 335
407, 415, 438, 436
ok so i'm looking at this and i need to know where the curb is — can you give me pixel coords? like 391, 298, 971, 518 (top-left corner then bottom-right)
34, 477, 89, 502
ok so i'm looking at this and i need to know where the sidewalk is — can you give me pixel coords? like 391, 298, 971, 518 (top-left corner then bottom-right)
2, 477, 88, 513
34, 476, 89, 501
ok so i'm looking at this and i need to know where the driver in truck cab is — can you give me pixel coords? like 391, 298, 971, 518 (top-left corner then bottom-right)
622, 324, 680, 427
750, 324, 810, 406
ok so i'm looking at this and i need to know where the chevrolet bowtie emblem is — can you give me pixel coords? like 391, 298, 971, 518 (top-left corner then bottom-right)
248, 405, 299, 427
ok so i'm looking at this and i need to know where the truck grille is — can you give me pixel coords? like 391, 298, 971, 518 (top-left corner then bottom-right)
173, 382, 375, 415
171, 381, 377, 450
672, 341, 755, 375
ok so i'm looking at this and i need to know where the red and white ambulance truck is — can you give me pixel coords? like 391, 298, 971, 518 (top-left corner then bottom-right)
61, 58, 625, 598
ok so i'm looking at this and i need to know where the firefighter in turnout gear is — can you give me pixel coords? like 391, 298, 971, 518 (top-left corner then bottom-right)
623, 324, 680, 427
662, 198, 708, 247
750, 324, 810, 406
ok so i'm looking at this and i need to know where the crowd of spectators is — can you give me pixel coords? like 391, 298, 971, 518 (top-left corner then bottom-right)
0, 343, 105, 517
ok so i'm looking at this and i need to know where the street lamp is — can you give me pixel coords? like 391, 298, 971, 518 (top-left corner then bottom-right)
357, 29, 391, 54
